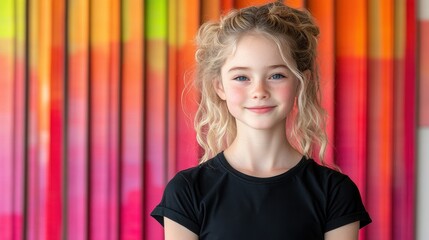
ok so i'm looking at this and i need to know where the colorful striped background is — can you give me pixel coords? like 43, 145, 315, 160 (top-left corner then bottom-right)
0, 0, 427, 239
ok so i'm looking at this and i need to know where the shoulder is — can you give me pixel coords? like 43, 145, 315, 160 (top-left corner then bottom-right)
300, 159, 351, 190
150, 154, 227, 234
298, 159, 365, 211
301, 160, 371, 231
165, 154, 226, 194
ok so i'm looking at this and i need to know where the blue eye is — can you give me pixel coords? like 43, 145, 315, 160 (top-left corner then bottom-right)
234, 76, 248, 81
271, 74, 285, 80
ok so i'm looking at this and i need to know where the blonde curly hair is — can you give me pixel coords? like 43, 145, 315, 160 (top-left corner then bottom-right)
194, 2, 327, 164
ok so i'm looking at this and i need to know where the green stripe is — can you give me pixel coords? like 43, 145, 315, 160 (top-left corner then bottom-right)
145, 0, 167, 39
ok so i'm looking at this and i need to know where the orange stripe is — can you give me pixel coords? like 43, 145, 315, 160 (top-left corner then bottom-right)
284, 0, 304, 8
335, 1, 367, 57
235, 0, 270, 8
202, 0, 221, 21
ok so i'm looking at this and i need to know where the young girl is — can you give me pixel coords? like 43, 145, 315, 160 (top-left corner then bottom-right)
151, 2, 371, 239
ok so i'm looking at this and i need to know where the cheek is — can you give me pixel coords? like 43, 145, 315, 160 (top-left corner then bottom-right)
224, 86, 246, 104
277, 85, 297, 103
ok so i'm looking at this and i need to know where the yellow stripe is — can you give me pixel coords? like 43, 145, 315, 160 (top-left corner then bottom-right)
0, 0, 14, 38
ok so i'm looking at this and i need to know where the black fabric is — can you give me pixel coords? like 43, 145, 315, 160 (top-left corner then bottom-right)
151, 152, 371, 240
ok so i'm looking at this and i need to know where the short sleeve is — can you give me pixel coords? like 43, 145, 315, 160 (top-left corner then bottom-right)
324, 176, 372, 232
150, 173, 200, 235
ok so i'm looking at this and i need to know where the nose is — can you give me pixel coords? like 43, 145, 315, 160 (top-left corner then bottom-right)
252, 80, 269, 99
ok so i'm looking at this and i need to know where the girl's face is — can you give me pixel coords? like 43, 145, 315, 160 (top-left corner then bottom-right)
215, 33, 299, 131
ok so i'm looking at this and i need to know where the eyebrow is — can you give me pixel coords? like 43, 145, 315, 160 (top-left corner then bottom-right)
227, 64, 290, 73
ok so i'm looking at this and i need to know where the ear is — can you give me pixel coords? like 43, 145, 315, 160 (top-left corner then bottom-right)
213, 78, 226, 100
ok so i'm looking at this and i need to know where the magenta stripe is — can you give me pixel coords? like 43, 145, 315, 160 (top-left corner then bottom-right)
399, 1, 416, 239
334, 57, 367, 192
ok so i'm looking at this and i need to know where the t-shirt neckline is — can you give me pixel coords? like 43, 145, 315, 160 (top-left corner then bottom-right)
215, 151, 308, 184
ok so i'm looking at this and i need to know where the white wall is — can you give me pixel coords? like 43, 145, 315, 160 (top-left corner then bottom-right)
419, 0, 429, 19
417, 129, 429, 239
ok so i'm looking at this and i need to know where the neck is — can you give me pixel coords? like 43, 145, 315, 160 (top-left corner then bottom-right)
224, 123, 302, 175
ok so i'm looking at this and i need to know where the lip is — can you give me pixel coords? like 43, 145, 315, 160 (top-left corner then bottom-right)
246, 106, 276, 114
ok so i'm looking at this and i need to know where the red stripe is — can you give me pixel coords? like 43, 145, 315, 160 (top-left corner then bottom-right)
46, 0, 65, 238
307, 0, 335, 164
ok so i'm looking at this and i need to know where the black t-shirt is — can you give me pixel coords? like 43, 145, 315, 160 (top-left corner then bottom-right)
151, 152, 371, 240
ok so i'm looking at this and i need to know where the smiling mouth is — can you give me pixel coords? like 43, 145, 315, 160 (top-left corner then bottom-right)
246, 106, 276, 113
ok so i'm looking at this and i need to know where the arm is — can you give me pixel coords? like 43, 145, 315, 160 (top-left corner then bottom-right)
324, 221, 359, 240
164, 217, 198, 240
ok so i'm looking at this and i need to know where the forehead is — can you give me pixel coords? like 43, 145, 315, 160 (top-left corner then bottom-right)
223, 33, 294, 69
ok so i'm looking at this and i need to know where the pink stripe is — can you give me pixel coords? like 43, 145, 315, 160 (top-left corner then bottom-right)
67, 50, 89, 240
0, 44, 14, 240
13, 56, 26, 240
89, 47, 111, 239
107, 42, 120, 240
27, 70, 42, 240
144, 40, 168, 240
